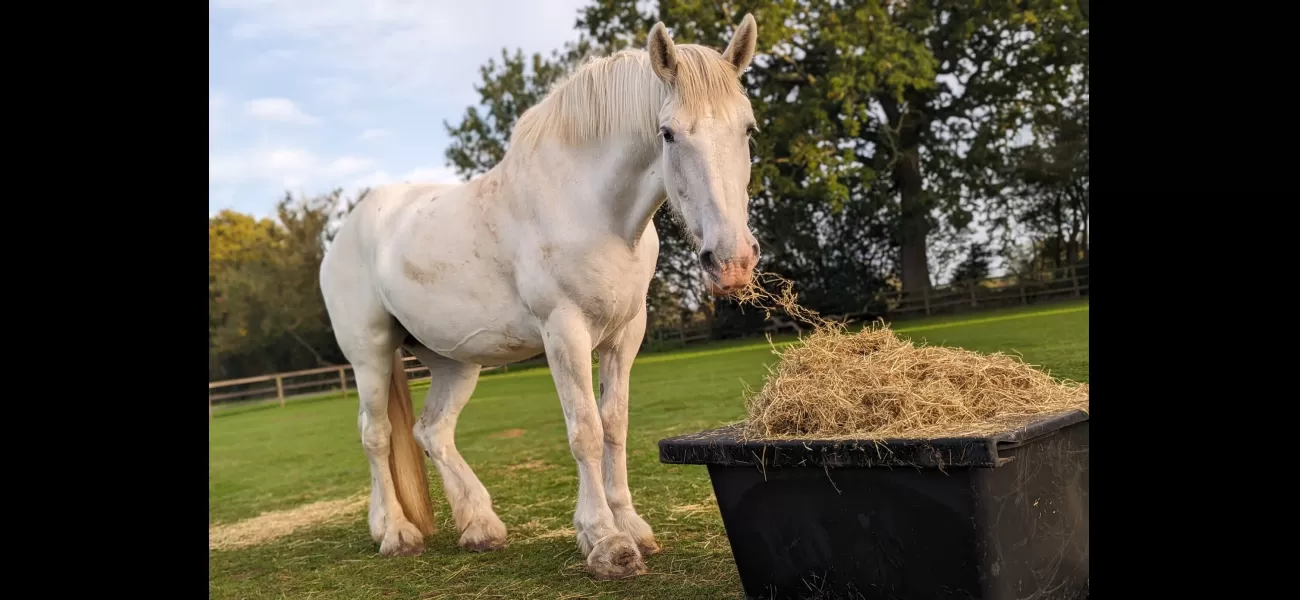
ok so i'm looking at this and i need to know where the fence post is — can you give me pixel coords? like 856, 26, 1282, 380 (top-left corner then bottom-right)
1019, 280, 1028, 305
1070, 264, 1081, 297
276, 376, 285, 408
969, 282, 978, 308
209, 395, 213, 422
339, 367, 348, 399
922, 285, 932, 316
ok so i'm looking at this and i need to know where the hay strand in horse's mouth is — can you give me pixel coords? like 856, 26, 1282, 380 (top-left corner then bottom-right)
732, 272, 1089, 441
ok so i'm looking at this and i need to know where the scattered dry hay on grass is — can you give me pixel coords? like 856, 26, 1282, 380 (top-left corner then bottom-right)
515, 519, 576, 544
208, 493, 368, 551
733, 273, 1089, 441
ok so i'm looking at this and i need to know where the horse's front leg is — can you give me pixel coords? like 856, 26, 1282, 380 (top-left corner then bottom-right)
596, 306, 659, 556
544, 308, 648, 580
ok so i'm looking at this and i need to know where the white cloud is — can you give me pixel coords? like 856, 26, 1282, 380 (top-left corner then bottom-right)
328, 156, 376, 175
359, 128, 393, 142
209, 0, 589, 216
212, 0, 591, 104
244, 97, 319, 124
210, 147, 378, 189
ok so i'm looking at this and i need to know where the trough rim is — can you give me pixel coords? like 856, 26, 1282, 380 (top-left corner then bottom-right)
656, 409, 1088, 469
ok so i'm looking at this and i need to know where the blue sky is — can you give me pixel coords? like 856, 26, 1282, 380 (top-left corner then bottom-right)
209, 0, 591, 218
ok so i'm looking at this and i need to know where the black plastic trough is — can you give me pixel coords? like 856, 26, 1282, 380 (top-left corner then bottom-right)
658, 410, 1089, 600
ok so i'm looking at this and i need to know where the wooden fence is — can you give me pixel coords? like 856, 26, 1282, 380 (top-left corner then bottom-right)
206, 354, 539, 419
884, 262, 1089, 317
208, 262, 1087, 417
643, 262, 1089, 343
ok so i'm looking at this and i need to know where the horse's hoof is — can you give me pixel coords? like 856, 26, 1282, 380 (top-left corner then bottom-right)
378, 519, 426, 557
459, 514, 509, 552
586, 532, 647, 580
614, 509, 660, 556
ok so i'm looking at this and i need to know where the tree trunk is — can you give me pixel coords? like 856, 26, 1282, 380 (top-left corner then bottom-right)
1066, 205, 1080, 270
880, 94, 932, 295
1052, 192, 1065, 270
895, 145, 931, 294
1078, 181, 1089, 264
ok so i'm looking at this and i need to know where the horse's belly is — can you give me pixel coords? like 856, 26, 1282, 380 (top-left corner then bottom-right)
386, 282, 545, 366
416, 315, 545, 366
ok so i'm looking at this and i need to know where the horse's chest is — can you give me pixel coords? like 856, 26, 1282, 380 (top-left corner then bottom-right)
535, 245, 654, 334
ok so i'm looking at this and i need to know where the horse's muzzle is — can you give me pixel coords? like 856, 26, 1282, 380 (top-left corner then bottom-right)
706, 266, 753, 297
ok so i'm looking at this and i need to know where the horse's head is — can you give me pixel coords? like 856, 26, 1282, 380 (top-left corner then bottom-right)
647, 15, 760, 297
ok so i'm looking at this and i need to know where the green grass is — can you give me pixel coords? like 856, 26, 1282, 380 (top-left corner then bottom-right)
209, 300, 1088, 599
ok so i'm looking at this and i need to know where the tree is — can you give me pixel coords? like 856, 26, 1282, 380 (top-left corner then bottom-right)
950, 241, 992, 283
209, 210, 282, 377
986, 95, 1089, 275
208, 189, 364, 380
443, 0, 1088, 327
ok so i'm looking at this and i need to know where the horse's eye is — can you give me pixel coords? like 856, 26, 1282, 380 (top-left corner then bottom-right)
746, 124, 759, 136
660, 127, 676, 143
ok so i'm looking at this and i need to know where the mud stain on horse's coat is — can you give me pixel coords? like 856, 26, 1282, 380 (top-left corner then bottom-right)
403, 259, 450, 287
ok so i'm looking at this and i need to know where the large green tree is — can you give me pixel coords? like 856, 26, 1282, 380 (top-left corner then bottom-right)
443, 0, 1088, 320
208, 189, 361, 380
982, 85, 1089, 277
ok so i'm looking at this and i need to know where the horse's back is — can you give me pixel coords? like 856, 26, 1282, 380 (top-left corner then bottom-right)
356, 183, 462, 238
320, 182, 465, 308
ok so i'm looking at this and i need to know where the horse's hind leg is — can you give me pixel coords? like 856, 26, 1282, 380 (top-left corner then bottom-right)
406, 344, 509, 552
322, 276, 427, 555
350, 338, 429, 556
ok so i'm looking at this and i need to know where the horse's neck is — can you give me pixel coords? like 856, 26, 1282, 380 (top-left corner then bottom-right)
507, 135, 665, 246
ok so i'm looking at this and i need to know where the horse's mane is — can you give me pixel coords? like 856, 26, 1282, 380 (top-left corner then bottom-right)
507, 45, 746, 154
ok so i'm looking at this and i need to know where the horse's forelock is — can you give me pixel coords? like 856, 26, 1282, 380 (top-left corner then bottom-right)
507, 45, 747, 153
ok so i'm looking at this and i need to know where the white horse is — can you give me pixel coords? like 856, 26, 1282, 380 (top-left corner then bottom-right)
319, 15, 762, 580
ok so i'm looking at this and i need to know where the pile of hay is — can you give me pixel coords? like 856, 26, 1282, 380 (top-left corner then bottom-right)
734, 274, 1089, 441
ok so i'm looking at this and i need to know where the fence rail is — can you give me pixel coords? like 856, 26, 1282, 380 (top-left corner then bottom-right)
206, 354, 538, 419
884, 262, 1089, 317
209, 262, 1088, 418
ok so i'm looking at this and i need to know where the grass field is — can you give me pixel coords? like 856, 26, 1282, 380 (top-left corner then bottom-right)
209, 300, 1088, 599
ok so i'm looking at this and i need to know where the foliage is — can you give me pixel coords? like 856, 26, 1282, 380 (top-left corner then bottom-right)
987, 96, 1090, 273
950, 241, 993, 284
210, 0, 1089, 377
208, 190, 363, 380
442, 0, 1090, 328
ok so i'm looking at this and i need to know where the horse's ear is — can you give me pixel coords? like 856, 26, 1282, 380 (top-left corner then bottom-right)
647, 22, 678, 85
721, 13, 758, 73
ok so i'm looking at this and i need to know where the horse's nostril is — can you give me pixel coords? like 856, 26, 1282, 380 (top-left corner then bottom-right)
751, 243, 760, 259
700, 250, 718, 271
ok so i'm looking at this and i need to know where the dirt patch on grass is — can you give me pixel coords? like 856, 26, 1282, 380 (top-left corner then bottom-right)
506, 459, 552, 473
209, 493, 367, 551
489, 428, 527, 439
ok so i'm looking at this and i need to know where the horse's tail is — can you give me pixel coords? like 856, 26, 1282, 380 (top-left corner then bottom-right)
387, 349, 437, 536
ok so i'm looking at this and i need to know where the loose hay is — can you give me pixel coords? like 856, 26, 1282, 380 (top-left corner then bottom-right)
208, 493, 368, 551
733, 273, 1089, 440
